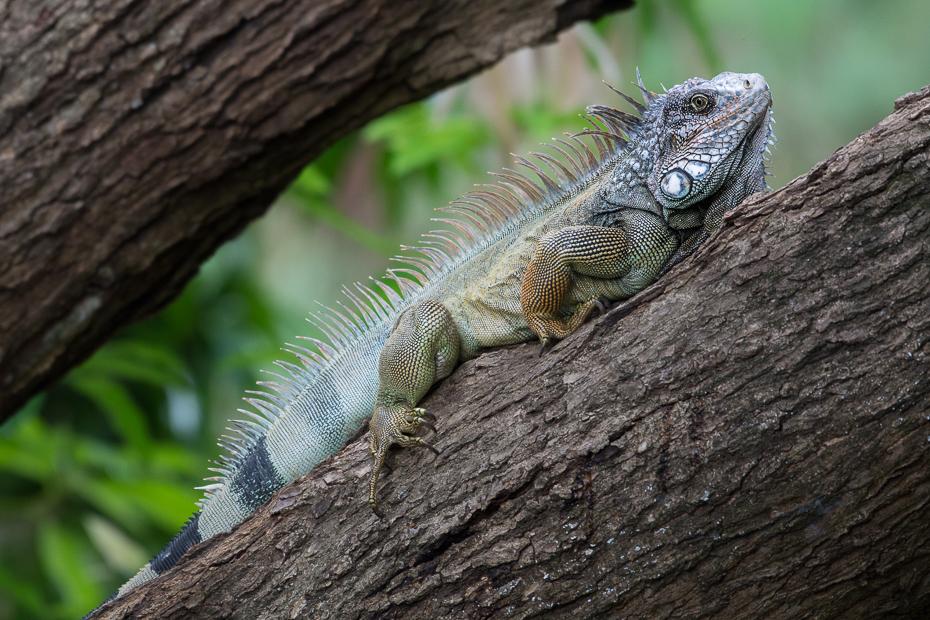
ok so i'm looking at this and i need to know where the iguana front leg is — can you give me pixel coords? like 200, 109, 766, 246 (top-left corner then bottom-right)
369, 299, 459, 518
521, 213, 679, 348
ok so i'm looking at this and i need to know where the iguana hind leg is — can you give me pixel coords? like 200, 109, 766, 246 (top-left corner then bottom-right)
521, 219, 678, 346
369, 299, 459, 518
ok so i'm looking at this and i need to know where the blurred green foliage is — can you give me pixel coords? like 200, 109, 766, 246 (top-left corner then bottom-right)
2, 1, 929, 617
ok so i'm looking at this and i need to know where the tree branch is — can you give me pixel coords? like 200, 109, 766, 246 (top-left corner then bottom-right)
0, 0, 631, 423
93, 85, 930, 618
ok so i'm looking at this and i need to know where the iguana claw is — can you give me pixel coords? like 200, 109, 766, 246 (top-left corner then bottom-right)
370, 500, 386, 520
368, 404, 441, 518
535, 296, 607, 358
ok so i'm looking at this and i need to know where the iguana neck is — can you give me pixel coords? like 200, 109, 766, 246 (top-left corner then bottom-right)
592, 120, 666, 221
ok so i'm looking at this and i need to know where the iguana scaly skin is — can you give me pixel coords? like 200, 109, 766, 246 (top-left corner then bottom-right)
95, 70, 773, 610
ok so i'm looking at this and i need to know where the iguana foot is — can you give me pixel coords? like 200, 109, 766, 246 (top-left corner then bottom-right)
532, 295, 610, 355
368, 404, 441, 519
520, 226, 633, 345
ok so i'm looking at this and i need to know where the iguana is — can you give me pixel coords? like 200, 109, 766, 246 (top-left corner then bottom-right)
92, 70, 773, 612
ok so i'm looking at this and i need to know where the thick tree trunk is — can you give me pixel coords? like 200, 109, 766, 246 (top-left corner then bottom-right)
0, 0, 631, 423
92, 86, 930, 619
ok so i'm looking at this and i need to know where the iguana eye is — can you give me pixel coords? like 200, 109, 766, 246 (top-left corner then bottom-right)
690, 94, 710, 111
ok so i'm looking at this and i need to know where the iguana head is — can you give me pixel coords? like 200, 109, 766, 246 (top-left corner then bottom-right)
595, 71, 774, 218
647, 72, 773, 212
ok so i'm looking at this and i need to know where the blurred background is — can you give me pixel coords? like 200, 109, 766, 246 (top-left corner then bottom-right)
1, 1, 928, 617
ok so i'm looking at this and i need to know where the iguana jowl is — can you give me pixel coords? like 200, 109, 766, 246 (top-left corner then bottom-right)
96, 70, 773, 609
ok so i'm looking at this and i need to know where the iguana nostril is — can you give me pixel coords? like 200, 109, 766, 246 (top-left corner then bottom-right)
743, 79, 752, 89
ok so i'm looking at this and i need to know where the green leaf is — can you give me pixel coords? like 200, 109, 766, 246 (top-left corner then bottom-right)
37, 521, 101, 618
66, 377, 150, 453
363, 103, 491, 176
68, 478, 146, 537
83, 514, 149, 576
78, 477, 195, 530
510, 105, 584, 141
146, 441, 204, 478
293, 164, 331, 196
0, 564, 45, 616
72, 437, 140, 480
127, 480, 200, 532
0, 415, 58, 483
217, 346, 283, 374
286, 184, 399, 256
72, 340, 188, 388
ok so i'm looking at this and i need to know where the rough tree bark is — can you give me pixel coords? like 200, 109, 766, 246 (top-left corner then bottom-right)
0, 0, 631, 424
91, 85, 930, 619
